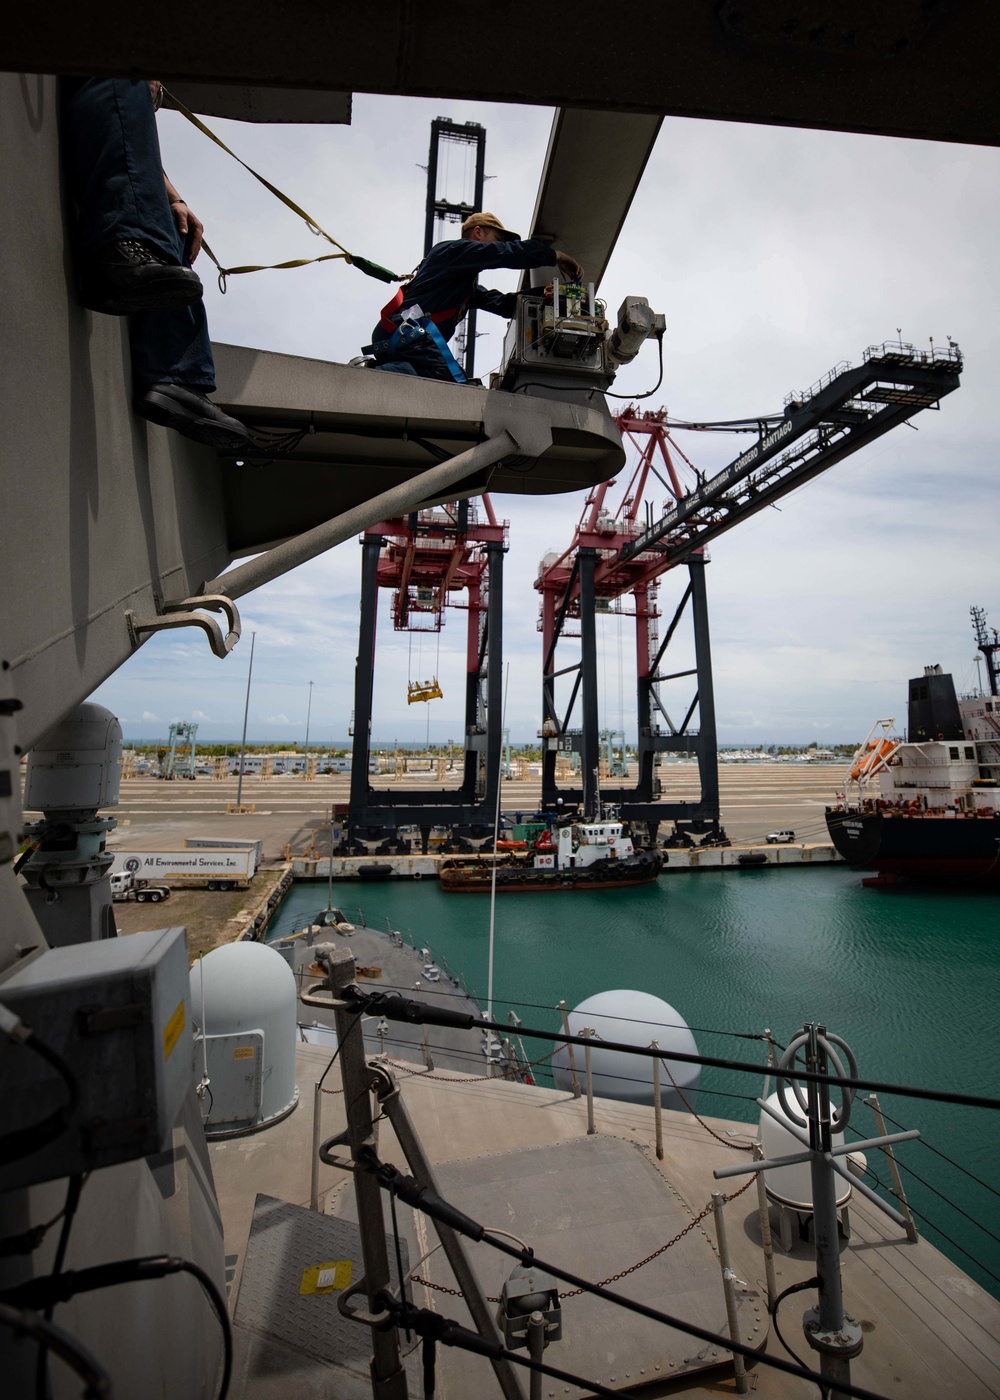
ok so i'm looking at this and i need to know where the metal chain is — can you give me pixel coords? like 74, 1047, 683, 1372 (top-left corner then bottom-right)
321, 1052, 761, 1297
410, 1173, 757, 1300
658, 1056, 756, 1153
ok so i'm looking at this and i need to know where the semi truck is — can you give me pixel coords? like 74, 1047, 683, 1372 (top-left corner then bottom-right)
109, 871, 171, 903
108, 848, 257, 890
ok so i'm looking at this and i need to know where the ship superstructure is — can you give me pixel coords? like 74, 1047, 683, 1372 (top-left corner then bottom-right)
827, 665, 1000, 882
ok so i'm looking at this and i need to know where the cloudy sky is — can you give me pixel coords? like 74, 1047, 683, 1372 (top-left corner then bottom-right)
90, 93, 1000, 747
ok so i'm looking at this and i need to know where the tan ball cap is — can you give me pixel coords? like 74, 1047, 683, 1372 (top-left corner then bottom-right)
461, 211, 521, 242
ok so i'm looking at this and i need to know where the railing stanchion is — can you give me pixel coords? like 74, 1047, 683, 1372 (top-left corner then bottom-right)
651, 1040, 664, 1160
867, 1094, 919, 1242
558, 1000, 581, 1098
712, 1192, 750, 1394
310, 1079, 322, 1211
583, 1026, 596, 1134
753, 1142, 777, 1308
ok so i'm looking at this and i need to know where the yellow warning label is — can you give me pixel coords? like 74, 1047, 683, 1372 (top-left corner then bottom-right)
163, 1000, 186, 1060
299, 1260, 353, 1295
233, 1046, 256, 1061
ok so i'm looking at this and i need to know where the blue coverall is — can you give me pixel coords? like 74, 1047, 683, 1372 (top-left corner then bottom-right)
60, 77, 216, 392
369, 237, 558, 380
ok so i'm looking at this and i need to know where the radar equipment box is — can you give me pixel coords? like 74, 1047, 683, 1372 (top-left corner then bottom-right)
494, 282, 663, 399
0, 926, 191, 1190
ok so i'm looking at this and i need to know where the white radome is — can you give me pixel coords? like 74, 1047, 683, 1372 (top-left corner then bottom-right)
552, 989, 700, 1109
191, 941, 299, 1135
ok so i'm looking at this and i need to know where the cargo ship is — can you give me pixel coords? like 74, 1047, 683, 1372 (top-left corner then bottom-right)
439, 816, 664, 891
826, 664, 1000, 884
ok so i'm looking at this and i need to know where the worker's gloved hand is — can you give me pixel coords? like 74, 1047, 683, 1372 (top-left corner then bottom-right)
555, 251, 585, 283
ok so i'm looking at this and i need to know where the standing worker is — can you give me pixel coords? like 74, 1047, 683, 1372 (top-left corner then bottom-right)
365, 212, 584, 382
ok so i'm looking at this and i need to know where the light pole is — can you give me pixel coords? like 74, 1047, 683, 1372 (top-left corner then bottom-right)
236, 631, 256, 810
327, 804, 335, 912
304, 679, 314, 771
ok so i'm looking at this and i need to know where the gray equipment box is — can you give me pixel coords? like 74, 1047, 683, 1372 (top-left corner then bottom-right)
0, 926, 191, 1190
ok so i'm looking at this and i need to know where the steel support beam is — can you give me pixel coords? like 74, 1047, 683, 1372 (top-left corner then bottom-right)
13, 6, 1000, 147
205, 431, 516, 599
578, 549, 600, 817
483, 540, 505, 812
349, 534, 384, 823
688, 557, 720, 823
522, 108, 662, 290
350, 530, 506, 845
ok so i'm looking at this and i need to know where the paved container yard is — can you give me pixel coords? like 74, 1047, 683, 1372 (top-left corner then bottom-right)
59, 760, 845, 860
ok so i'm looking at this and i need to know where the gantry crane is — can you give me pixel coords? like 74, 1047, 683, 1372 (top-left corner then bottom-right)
161, 720, 198, 780
348, 496, 509, 852
537, 338, 963, 840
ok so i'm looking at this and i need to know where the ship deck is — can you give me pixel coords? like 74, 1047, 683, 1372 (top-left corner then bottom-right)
210, 1042, 1000, 1399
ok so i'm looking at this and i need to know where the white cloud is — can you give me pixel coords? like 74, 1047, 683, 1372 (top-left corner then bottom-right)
140, 711, 159, 722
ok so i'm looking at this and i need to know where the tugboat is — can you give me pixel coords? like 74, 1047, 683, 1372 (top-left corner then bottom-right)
439, 814, 664, 892
826, 663, 1000, 885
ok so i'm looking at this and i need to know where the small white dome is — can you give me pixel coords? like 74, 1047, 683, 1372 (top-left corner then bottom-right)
759, 1091, 851, 1210
191, 942, 298, 1136
552, 990, 700, 1110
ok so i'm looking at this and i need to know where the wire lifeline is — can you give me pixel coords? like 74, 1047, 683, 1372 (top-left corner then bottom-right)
870, 1099, 1000, 1201
344, 989, 1000, 1113
349, 974, 776, 1043
880, 1152, 1000, 1250
854, 1157, 1000, 1288
160, 88, 403, 291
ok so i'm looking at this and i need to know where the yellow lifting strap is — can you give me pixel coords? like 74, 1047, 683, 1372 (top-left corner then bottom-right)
407, 678, 444, 705
161, 88, 403, 292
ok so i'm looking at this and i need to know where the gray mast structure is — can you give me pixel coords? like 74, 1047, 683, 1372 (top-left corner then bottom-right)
423, 117, 487, 380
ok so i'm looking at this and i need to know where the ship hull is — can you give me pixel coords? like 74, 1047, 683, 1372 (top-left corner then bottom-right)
826, 808, 1000, 885
440, 853, 663, 893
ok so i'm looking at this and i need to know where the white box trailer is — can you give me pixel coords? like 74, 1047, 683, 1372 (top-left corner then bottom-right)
183, 836, 263, 873
108, 848, 256, 890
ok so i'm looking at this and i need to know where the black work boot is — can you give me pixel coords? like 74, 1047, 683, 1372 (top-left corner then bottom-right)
135, 383, 252, 454
79, 240, 203, 316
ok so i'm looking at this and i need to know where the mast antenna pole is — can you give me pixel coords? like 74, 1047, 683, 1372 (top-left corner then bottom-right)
487, 663, 510, 1021
236, 630, 256, 809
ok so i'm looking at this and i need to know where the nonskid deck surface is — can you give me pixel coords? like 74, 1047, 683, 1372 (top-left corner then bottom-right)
211, 1044, 1000, 1399
275, 918, 489, 1073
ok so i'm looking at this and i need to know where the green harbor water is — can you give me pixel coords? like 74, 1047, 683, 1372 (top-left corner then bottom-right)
271, 867, 1000, 1298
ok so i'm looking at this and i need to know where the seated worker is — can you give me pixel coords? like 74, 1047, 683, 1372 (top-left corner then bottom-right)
366, 212, 585, 381
60, 77, 251, 453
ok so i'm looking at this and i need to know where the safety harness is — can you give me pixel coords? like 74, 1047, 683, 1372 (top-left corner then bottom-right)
364, 287, 469, 383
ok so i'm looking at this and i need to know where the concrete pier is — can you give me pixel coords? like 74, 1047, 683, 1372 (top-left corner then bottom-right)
290, 842, 842, 880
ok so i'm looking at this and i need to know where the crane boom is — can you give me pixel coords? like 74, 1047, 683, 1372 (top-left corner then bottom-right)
533, 336, 964, 837
621, 339, 962, 573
